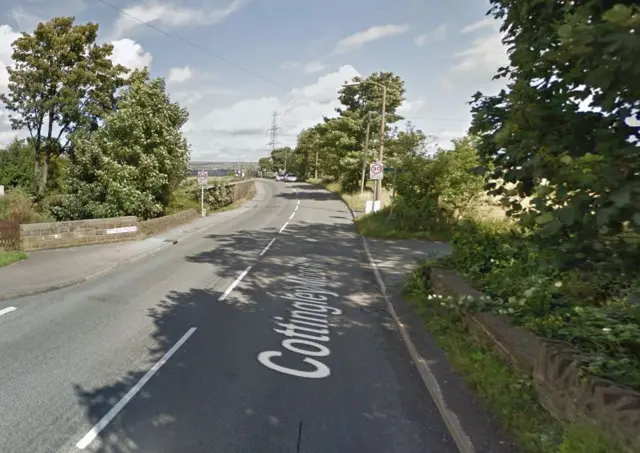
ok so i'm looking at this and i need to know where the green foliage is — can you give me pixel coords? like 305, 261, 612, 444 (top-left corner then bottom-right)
52, 71, 190, 220
406, 263, 625, 453
0, 187, 54, 223
392, 136, 487, 233
0, 17, 129, 194
470, 1, 640, 273
258, 157, 273, 173
441, 217, 640, 390
0, 139, 36, 193
261, 71, 410, 190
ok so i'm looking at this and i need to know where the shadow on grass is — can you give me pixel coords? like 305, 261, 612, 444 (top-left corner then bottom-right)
70, 215, 454, 452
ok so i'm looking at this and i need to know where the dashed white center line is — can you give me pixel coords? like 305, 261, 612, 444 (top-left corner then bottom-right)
259, 238, 276, 257
296, 200, 300, 205
75, 327, 197, 449
218, 266, 252, 301
294, 206, 298, 212
288, 212, 295, 220
279, 222, 289, 233
0, 306, 17, 317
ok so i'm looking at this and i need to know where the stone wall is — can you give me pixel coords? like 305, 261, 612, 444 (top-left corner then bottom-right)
430, 267, 640, 453
20, 217, 139, 251
18, 180, 258, 251
229, 179, 255, 201
138, 209, 198, 237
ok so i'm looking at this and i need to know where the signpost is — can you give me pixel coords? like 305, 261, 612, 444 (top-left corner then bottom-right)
369, 162, 383, 180
198, 171, 208, 217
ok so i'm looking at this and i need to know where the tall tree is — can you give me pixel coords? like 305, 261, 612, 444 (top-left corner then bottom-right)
271, 147, 292, 172
0, 17, 129, 194
0, 139, 36, 192
470, 0, 640, 270
53, 70, 190, 220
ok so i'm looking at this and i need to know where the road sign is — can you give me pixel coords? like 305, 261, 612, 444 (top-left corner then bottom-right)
197, 171, 208, 185
369, 162, 384, 180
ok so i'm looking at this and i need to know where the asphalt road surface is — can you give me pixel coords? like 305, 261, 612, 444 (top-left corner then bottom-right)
0, 180, 456, 453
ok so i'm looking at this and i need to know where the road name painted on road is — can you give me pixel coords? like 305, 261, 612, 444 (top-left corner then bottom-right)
258, 262, 340, 379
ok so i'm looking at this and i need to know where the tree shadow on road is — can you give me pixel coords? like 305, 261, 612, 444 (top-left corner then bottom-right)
70, 217, 459, 452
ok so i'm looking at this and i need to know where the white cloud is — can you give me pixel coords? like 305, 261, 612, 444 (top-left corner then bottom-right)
332, 24, 410, 55
0, 25, 20, 92
181, 65, 361, 160
461, 17, 496, 33
167, 66, 192, 83
303, 61, 326, 74
110, 39, 153, 70
113, 0, 247, 39
414, 23, 447, 47
449, 18, 507, 78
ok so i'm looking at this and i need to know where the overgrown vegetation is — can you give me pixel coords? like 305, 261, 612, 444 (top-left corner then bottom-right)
405, 265, 623, 453
0, 17, 191, 223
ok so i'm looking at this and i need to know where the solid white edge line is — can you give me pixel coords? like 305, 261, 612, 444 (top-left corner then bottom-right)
218, 265, 252, 301
75, 327, 198, 449
279, 222, 289, 233
289, 212, 295, 220
0, 306, 17, 317
259, 238, 276, 257
349, 205, 475, 453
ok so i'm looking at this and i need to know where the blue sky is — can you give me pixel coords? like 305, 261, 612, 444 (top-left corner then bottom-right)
0, 0, 508, 161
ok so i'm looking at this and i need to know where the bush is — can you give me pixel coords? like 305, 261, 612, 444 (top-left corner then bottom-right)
0, 188, 54, 224
439, 217, 640, 390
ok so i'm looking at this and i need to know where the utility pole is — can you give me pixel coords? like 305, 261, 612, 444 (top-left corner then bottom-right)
360, 111, 372, 195
374, 85, 387, 203
315, 150, 319, 179
342, 80, 388, 204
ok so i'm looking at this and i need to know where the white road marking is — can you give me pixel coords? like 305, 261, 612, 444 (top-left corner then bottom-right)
289, 212, 295, 220
260, 238, 276, 257
296, 200, 300, 205
75, 327, 197, 449
0, 306, 17, 317
218, 266, 252, 301
294, 206, 298, 212
279, 222, 289, 233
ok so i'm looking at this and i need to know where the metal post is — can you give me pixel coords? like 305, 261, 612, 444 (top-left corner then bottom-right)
201, 185, 205, 217
360, 111, 372, 195
315, 150, 318, 179
375, 85, 387, 204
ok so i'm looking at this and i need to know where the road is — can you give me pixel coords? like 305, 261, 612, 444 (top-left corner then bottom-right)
0, 180, 456, 453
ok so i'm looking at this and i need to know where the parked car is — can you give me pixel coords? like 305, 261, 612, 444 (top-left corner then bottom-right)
275, 173, 284, 181
284, 173, 298, 182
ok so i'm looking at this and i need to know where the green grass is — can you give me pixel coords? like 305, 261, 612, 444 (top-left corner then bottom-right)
404, 268, 624, 453
355, 209, 452, 241
0, 251, 27, 267
307, 177, 392, 213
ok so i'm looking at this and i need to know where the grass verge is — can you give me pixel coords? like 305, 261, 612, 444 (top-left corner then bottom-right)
404, 264, 622, 453
307, 178, 450, 241
0, 251, 28, 267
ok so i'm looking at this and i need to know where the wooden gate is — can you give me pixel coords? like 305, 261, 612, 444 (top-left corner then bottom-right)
0, 220, 20, 251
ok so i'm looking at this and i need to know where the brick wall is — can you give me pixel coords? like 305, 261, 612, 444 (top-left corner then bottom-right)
20, 216, 139, 251
138, 209, 198, 237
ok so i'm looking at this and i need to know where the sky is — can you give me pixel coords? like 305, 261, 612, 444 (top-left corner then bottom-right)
0, 0, 509, 162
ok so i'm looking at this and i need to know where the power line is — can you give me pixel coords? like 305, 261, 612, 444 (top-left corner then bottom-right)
93, 0, 289, 91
